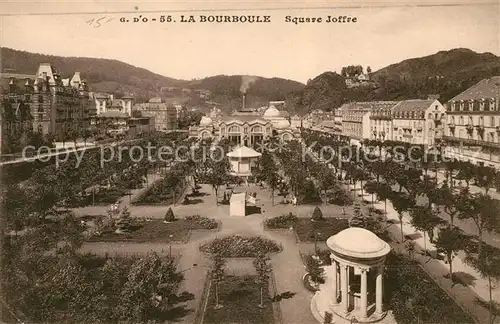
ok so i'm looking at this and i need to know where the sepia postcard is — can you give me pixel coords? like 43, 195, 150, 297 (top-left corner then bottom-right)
0, 1, 499, 324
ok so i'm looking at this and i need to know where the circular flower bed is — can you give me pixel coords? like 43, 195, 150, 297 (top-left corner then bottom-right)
200, 235, 282, 257
185, 215, 218, 229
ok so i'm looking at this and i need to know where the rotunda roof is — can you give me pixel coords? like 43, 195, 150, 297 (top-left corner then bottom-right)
199, 116, 213, 126
326, 227, 391, 259
275, 119, 291, 129
264, 105, 280, 118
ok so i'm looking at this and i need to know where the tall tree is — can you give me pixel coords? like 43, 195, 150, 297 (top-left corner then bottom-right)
390, 193, 416, 243
464, 245, 500, 324
435, 226, 465, 281
410, 206, 442, 254
253, 253, 271, 309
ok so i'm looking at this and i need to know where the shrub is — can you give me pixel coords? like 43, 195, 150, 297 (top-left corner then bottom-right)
164, 208, 175, 222
185, 215, 218, 229
304, 254, 325, 286
265, 213, 297, 229
200, 235, 281, 257
328, 187, 353, 206
300, 180, 322, 204
311, 206, 323, 221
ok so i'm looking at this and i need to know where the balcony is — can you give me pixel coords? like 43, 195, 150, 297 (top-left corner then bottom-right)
442, 135, 500, 149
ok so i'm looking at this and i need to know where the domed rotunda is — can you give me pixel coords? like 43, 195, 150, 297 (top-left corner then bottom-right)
310, 227, 392, 323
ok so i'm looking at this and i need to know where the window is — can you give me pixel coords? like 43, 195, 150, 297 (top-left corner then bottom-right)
479, 117, 484, 126
459, 129, 465, 138
450, 116, 455, 124
480, 101, 485, 111
491, 116, 495, 127
251, 126, 262, 133
468, 117, 473, 125
428, 113, 433, 119
460, 102, 465, 111
492, 100, 497, 111
228, 125, 240, 133
469, 101, 474, 110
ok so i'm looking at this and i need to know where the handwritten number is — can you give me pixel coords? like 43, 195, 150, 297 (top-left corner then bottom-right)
87, 16, 113, 28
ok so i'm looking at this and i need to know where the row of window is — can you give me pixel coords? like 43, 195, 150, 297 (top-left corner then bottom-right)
450, 100, 497, 112
448, 115, 497, 127
224, 125, 268, 133
451, 129, 497, 142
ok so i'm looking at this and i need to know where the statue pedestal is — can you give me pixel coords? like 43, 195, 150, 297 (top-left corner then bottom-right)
230, 192, 246, 217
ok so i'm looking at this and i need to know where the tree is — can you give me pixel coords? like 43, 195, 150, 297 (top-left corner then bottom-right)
374, 183, 392, 216
435, 226, 465, 280
204, 155, 230, 206
474, 166, 496, 194
390, 193, 415, 243
410, 206, 442, 254
433, 185, 461, 226
212, 254, 226, 310
311, 206, 324, 221
164, 207, 175, 222
116, 206, 132, 233
253, 253, 271, 308
305, 254, 325, 289
464, 245, 500, 324
459, 193, 499, 254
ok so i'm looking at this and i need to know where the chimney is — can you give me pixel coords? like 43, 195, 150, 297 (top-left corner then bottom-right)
242, 92, 246, 110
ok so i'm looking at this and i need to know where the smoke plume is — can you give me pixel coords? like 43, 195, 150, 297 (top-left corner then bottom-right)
240, 75, 258, 93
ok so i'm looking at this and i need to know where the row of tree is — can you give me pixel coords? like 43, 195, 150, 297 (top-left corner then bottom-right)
301, 129, 500, 323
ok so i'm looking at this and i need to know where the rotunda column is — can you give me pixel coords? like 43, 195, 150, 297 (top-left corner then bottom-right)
340, 264, 349, 313
330, 256, 338, 305
375, 265, 384, 314
360, 267, 368, 319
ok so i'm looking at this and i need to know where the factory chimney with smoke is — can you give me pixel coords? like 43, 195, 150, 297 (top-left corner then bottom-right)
242, 91, 246, 110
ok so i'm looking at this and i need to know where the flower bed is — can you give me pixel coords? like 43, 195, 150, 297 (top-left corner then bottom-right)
185, 215, 218, 230
89, 216, 219, 243
265, 213, 297, 229
200, 235, 282, 257
203, 275, 274, 324
294, 218, 349, 242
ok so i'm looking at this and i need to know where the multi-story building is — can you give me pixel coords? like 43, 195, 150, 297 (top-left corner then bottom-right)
369, 101, 399, 142
133, 97, 177, 131
341, 102, 396, 145
391, 99, 446, 146
443, 77, 500, 168
1, 64, 95, 144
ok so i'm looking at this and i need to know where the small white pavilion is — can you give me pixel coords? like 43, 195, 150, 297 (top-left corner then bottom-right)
311, 227, 392, 323
226, 145, 261, 179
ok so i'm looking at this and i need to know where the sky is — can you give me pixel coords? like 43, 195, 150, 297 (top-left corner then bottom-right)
0, 1, 498, 83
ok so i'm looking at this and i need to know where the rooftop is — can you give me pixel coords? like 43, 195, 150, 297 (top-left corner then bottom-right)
226, 145, 262, 158
326, 227, 391, 259
392, 99, 436, 113
450, 76, 500, 101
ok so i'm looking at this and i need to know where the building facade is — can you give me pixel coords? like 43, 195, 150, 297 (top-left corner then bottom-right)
133, 97, 177, 131
341, 102, 392, 145
189, 101, 298, 147
369, 101, 399, 141
391, 99, 445, 146
1, 64, 95, 145
443, 77, 500, 168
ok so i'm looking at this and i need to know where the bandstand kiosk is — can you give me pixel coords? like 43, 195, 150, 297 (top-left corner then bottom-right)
311, 227, 391, 323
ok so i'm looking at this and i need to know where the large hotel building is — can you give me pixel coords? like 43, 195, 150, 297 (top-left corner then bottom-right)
443, 77, 500, 168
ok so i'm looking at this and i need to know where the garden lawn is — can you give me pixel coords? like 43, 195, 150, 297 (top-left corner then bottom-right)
294, 217, 349, 242
203, 275, 274, 324
89, 218, 217, 243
